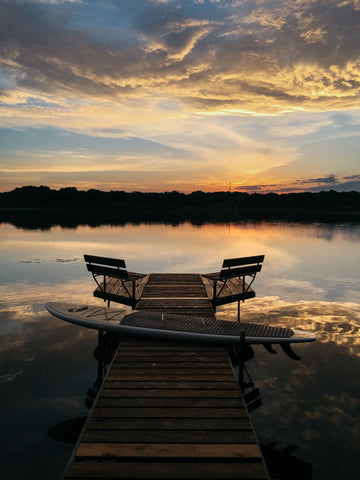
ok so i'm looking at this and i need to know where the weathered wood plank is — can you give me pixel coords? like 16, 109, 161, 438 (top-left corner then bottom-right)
114, 350, 227, 357
91, 407, 248, 418
114, 345, 224, 351
99, 380, 240, 390
136, 273, 215, 315
119, 344, 226, 355
75, 442, 262, 459
107, 366, 233, 374
134, 309, 215, 316
110, 357, 230, 363
81, 429, 257, 444
86, 417, 253, 430
99, 388, 241, 398
105, 373, 235, 381
141, 286, 206, 297
65, 461, 267, 479
107, 365, 233, 373
111, 362, 231, 369
137, 298, 212, 305
147, 273, 204, 283
95, 397, 246, 408
113, 345, 227, 353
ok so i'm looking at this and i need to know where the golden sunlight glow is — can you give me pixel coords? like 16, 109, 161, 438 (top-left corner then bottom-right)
0, 0, 359, 192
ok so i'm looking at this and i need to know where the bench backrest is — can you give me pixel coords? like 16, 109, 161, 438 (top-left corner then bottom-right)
220, 255, 264, 279
84, 254, 128, 280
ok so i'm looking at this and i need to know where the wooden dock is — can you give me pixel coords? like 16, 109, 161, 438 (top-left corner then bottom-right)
136, 273, 215, 317
63, 274, 269, 479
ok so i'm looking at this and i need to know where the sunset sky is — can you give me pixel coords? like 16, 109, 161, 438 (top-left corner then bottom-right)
0, 0, 359, 193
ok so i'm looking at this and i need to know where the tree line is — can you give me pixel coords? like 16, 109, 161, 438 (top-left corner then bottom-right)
0, 185, 359, 212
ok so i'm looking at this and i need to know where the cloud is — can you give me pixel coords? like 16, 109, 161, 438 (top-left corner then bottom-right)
0, 1, 359, 192
0, 0, 359, 115
297, 175, 338, 185
307, 179, 360, 192
344, 174, 360, 180
235, 184, 278, 193
235, 174, 360, 193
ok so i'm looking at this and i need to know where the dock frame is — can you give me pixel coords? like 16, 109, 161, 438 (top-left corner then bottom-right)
62, 273, 269, 480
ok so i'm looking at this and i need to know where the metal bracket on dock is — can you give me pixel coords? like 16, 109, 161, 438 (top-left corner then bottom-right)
85, 329, 121, 409
227, 334, 262, 412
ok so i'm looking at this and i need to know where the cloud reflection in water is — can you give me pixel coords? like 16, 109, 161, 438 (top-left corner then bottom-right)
217, 296, 360, 357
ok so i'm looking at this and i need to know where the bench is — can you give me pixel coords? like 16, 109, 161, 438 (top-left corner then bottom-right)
84, 255, 147, 308
202, 255, 264, 319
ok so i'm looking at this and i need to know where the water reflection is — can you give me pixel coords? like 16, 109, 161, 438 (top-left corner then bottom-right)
0, 310, 97, 479
217, 298, 360, 357
1, 222, 359, 298
261, 442, 312, 480
48, 417, 87, 445
0, 219, 359, 479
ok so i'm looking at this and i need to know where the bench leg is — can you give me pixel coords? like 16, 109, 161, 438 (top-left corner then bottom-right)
132, 281, 136, 309
238, 330, 245, 390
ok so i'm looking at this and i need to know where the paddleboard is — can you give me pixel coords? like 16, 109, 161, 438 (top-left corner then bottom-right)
45, 302, 316, 345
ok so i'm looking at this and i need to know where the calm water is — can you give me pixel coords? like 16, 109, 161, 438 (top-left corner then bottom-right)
0, 220, 359, 479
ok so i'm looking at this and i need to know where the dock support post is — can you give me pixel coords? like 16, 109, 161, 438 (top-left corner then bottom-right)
238, 330, 245, 390
132, 280, 136, 309
97, 328, 105, 383
237, 300, 240, 322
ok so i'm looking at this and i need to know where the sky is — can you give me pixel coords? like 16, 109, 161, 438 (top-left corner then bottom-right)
0, 0, 359, 194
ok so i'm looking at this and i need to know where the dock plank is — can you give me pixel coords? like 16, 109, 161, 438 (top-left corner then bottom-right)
135, 273, 215, 316
76, 442, 262, 458
95, 397, 247, 408
91, 407, 248, 418
66, 461, 267, 479
80, 429, 258, 444
98, 380, 239, 389
63, 274, 269, 480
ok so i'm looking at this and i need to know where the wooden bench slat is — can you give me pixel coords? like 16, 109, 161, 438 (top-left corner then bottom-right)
220, 264, 262, 279
222, 255, 264, 268
84, 254, 126, 268
87, 263, 129, 279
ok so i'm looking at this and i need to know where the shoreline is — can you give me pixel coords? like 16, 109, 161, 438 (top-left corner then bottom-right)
1, 206, 359, 230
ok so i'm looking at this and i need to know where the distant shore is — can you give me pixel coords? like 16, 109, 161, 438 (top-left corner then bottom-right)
1, 186, 359, 229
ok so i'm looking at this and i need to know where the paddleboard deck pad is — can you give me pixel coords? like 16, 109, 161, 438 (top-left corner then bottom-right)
45, 302, 315, 345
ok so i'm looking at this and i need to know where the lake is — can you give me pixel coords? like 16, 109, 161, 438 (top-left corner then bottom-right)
0, 219, 359, 479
